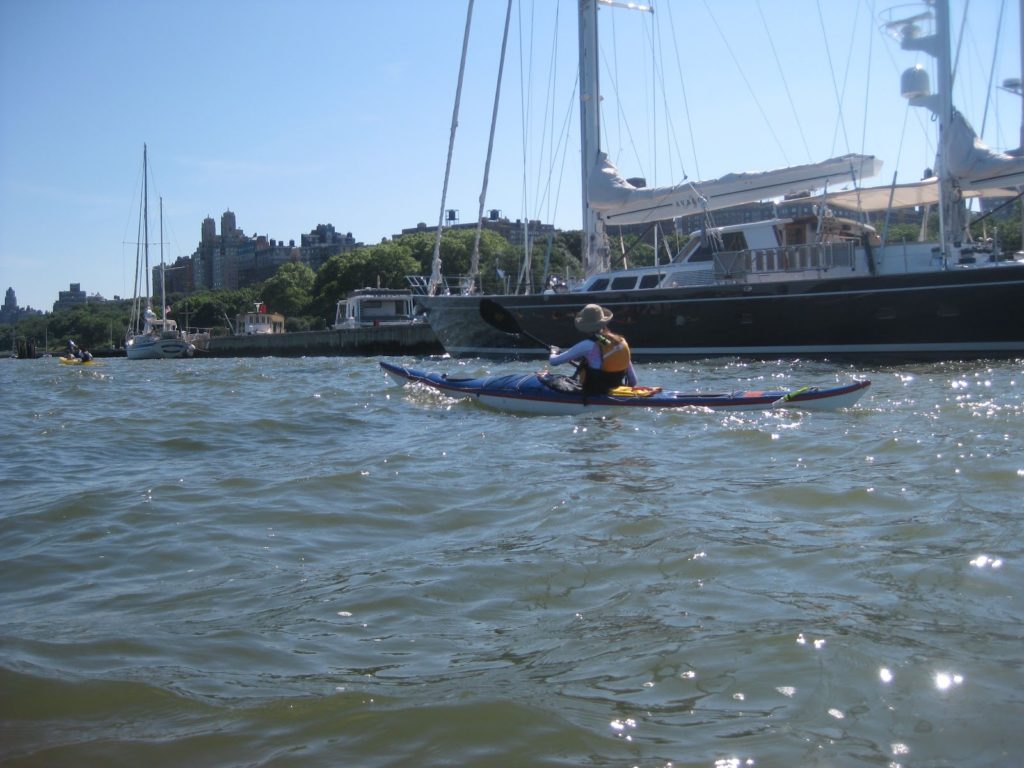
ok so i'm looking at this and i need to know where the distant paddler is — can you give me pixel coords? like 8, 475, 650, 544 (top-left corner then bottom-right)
66, 339, 93, 362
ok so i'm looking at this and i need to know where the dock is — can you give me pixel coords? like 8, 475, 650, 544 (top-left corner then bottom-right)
204, 324, 442, 358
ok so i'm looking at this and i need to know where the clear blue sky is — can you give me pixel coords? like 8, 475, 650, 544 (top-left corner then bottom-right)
1, 0, 1019, 312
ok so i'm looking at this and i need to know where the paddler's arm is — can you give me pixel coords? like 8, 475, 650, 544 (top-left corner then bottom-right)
549, 339, 593, 367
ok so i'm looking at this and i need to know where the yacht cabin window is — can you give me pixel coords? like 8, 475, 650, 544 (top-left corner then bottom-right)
721, 232, 747, 251
611, 276, 638, 290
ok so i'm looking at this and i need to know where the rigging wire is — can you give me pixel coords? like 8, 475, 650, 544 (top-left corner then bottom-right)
851, 0, 879, 220
816, 0, 855, 158
516, 0, 535, 293
951, 0, 970, 91
756, 0, 813, 164
649, 2, 689, 190
467, 0, 514, 293
598, 20, 647, 181
545, 74, 578, 242
535, 12, 576, 233
653, 1, 691, 183
530, 0, 563, 228
132, 163, 144, 334
645, 8, 657, 190
661, 0, 696, 182
880, 103, 915, 247
428, 0, 475, 296
700, 0, 791, 165
979, 0, 1007, 139
597, 4, 661, 189
859, 0, 877, 166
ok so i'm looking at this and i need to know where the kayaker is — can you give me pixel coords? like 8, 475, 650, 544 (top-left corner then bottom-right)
66, 339, 92, 362
548, 303, 638, 394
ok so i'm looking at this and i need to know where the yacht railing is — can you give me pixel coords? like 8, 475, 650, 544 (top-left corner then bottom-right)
407, 274, 478, 295
714, 241, 857, 279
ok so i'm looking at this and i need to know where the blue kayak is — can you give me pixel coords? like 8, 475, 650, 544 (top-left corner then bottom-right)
380, 361, 870, 415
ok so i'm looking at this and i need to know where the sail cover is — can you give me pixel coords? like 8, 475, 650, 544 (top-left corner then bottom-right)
946, 110, 1024, 189
807, 179, 1018, 212
589, 152, 883, 226
800, 114, 1023, 212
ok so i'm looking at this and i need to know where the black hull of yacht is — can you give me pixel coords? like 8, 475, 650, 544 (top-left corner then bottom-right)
417, 264, 1024, 362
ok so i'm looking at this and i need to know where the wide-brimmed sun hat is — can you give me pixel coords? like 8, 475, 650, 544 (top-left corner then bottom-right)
574, 303, 614, 333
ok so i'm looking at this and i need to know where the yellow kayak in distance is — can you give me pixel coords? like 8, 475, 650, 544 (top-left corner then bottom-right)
59, 356, 101, 366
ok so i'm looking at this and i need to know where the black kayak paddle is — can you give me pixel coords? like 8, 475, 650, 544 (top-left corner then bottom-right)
479, 298, 582, 374
478, 298, 551, 350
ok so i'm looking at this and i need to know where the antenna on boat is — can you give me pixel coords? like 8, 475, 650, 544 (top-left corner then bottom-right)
889, 1, 958, 261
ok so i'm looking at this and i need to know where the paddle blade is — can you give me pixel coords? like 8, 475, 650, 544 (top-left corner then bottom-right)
479, 298, 522, 335
479, 297, 553, 350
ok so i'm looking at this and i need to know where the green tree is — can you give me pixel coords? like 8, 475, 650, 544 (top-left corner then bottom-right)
392, 227, 583, 293
311, 243, 420, 321
883, 223, 922, 244
397, 228, 513, 277
178, 288, 259, 334
0, 300, 133, 353
260, 262, 316, 318
973, 200, 1021, 253
51, 301, 132, 351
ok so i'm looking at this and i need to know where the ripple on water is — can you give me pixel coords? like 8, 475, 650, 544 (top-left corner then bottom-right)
1, 356, 1022, 766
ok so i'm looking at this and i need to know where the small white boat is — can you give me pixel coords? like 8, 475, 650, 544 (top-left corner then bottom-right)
235, 302, 285, 335
333, 288, 422, 329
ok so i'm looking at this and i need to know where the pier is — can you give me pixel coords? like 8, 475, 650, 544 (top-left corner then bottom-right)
204, 324, 442, 358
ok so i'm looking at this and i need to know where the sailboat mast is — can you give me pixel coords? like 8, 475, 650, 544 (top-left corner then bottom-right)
579, 0, 609, 276
143, 143, 151, 305
898, 0, 958, 259
1019, 0, 1024, 243
933, 0, 957, 260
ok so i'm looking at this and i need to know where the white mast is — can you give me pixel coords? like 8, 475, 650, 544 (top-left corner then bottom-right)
143, 144, 150, 312
579, 0, 608, 276
1019, 0, 1024, 246
897, 0, 957, 260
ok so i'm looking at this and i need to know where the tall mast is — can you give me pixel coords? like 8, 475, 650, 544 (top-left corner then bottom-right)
1019, 0, 1023, 245
578, 0, 653, 276
143, 143, 151, 305
934, 0, 957, 258
578, 0, 609, 276
899, 0, 957, 260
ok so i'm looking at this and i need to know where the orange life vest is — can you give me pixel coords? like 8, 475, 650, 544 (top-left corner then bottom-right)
580, 330, 631, 394
596, 330, 630, 372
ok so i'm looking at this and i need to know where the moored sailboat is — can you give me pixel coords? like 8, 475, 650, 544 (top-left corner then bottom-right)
125, 145, 195, 361
416, 0, 1024, 362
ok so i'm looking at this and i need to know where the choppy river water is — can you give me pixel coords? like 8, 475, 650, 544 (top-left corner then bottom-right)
1, 355, 1021, 767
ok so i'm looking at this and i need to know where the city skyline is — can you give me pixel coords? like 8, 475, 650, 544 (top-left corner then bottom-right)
1, 208, 363, 313
2, 1, 1020, 311
2, 202, 557, 314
